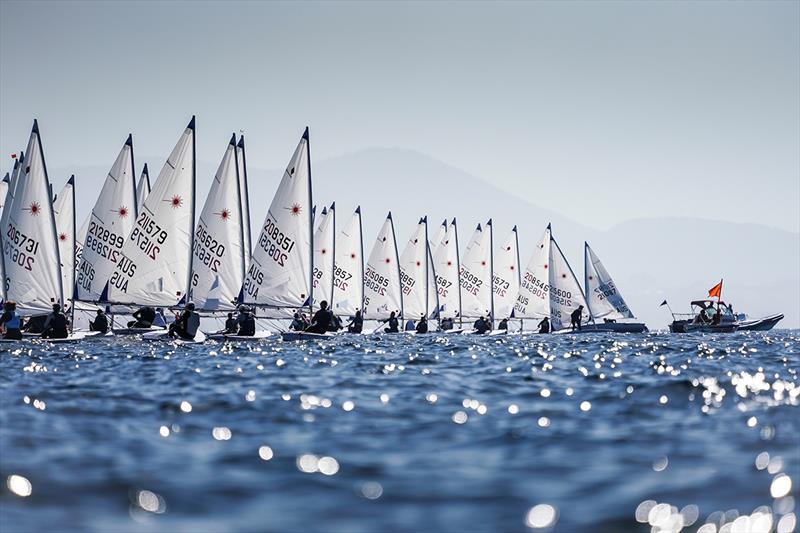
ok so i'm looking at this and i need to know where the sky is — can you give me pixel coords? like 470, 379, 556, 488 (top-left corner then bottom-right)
0, 0, 798, 233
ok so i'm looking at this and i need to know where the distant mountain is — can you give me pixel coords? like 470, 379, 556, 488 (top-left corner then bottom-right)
52, 146, 799, 329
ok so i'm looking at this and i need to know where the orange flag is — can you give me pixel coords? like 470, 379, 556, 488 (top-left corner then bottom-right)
708, 280, 723, 299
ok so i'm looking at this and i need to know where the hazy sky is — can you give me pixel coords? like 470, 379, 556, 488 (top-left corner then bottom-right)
1, 1, 798, 232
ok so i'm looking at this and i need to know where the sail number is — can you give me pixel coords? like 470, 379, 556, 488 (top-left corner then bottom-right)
4, 224, 40, 271
130, 212, 168, 261
364, 266, 389, 296
493, 274, 510, 297
399, 268, 416, 295
258, 218, 295, 267
436, 274, 453, 298
193, 224, 224, 273
332, 265, 354, 291
85, 221, 124, 263
459, 267, 483, 296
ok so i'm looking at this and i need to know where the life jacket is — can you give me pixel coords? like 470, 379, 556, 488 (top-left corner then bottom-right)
6, 312, 21, 330
185, 311, 200, 336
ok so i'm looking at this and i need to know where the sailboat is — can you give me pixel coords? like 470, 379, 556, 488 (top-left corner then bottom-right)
398, 216, 439, 331
53, 176, 76, 323
493, 226, 521, 325
312, 203, 335, 309
583, 242, 647, 332
241, 128, 316, 340
188, 134, 246, 312
136, 163, 151, 211
362, 212, 403, 329
103, 117, 197, 323
460, 220, 495, 331
432, 218, 462, 331
331, 206, 364, 320
0, 121, 84, 341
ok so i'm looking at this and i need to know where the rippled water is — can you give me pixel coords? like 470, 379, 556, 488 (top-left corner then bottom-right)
1, 330, 798, 532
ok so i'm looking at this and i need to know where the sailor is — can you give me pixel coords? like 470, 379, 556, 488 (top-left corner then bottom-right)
439, 316, 454, 331
306, 301, 333, 334
224, 312, 237, 334
290, 312, 307, 331
0, 301, 22, 340
498, 318, 508, 331
153, 308, 168, 328
473, 316, 490, 334
236, 306, 256, 336
537, 317, 550, 334
41, 303, 69, 339
416, 314, 429, 334
347, 310, 364, 334
128, 305, 156, 328
329, 314, 343, 332
570, 305, 584, 331
384, 311, 399, 333
169, 302, 200, 340
405, 319, 415, 331
89, 308, 109, 334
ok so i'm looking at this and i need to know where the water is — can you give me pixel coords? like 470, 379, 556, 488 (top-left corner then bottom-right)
1, 331, 798, 532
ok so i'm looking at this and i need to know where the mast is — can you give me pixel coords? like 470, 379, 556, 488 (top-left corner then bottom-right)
127, 134, 137, 218
305, 127, 313, 318
184, 115, 197, 303
329, 202, 336, 310
69, 175, 76, 332
36, 119, 65, 309
388, 212, 403, 321
488, 218, 494, 329
232, 133, 246, 296
423, 216, 429, 319
357, 206, 365, 313
238, 134, 252, 258
453, 218, 463, 328
514, 225, 521, 331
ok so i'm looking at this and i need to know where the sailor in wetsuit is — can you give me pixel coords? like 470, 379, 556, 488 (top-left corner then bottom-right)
416, 315, 429, 334
89, 309, 109, 334
306, 301, 333, 334
236, 307, 256, 336
498, 318, 509, 331
347, 310, 364, 333
169, 302, 200, 340
42, 303, 69, 339
473, 316, 490, 334
0, 301, 22, 340
439, 317, 454, 331
570, 305, 584, 331
537, 317, 550, 334
128, 306, 156, 328
384, 311, 399, 333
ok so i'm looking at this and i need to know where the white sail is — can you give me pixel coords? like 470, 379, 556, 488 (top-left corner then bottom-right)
432, 218, 461, 319
0, 171, 9, 300
493, 226, 520, 320
514, 225, 551, 320
104, 117, 196, 306
75, 135, 138, 301
53, 176, 76, 304
459, 221, 493, 319
1, 155, 23, 302
312, 203, 335, 307
236, 136, 252, 272
242, 128, 312, 308
548, 231, 590, 331
399, 217, 438, 320
429, 219, 447, 255
0, 172, 9, 212
363, 213, 402, 320
136, 163, 151, 212
332, 206, 364, 317
2, 121, 64, 313
188, 134, 245, 311
584, 242, 634, 320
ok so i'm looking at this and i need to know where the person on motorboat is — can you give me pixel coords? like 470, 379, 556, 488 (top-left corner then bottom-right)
0, 301, 22, 340
41, 303, 69, 339
385, 311, 399, 333
89, 308, 109, 334
570, 305, 584, 331
416, 315, 429, 334
439, 317, 454, 331
236, 306, 256, 336
498, 318, 508, 331
537, 317, 550, 334
347, 310, 363, 333
223, 312, 237, 334
128, 306, 156, 328
306, 301, 333, 334
169, 302, 200, 340
473, 316, 490, 334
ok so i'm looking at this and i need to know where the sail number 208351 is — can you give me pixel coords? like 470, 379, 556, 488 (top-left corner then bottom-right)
259, 218, 295, 267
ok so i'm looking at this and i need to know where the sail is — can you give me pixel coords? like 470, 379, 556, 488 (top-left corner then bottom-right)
363, 213, 402, 320
188, 134, 245, 311
53, 176, 76, 305
75, 135, 138, 301
236, 136, 252, 271
493, 226, 520, 320
429, 219, 447, 255
459, 222, 492, 319
332, 206, 364, 317
584, 242, 634, 320
136, 163, 151, 212
548, 231, 590, 331
399, 217, 438, 320
105, 117, 196, 306
0, 172, 9, 300
514, 225, 551, 320
432, 218, 461, 319
0, 155, 23, 302
242, 128, 312, 308
312, 203, 335, 307
2, 121, 64, 313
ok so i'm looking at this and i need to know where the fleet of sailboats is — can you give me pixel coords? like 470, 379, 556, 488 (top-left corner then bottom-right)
0, 118, 651, 341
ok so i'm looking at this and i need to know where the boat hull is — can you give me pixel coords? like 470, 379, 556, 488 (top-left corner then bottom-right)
669, 320, 738, 333
737, 314, 784, 331
281, 331, 335, 341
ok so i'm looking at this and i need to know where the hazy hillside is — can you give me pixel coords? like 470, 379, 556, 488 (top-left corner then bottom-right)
51, 147, 799, 329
